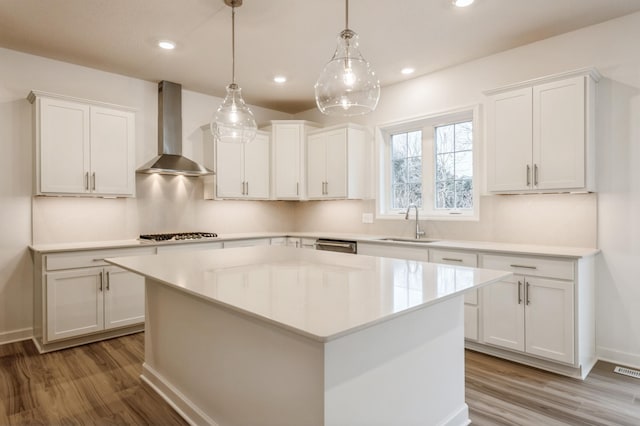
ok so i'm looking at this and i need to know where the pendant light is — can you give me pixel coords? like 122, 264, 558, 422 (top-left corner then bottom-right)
314, 0, 380, 116
211, 0, 257, 143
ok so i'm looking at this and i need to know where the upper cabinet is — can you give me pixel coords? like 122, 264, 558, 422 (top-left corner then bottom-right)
306, 124, 368, 200
270, 121, 319, 200
214, 130, 270, 199
485, 69, 599, 193
28, 91, 136, 197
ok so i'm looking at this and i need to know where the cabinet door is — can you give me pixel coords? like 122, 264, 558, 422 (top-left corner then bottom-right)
244, 132, 270, 198
533, 76, 585, 190
524, 277, 574, 363
324, 128, 348, 198
481, 275, 525, 351
486, 88, 532, 192
46, 268, 104, 341
307, 133, 326, 198
215, 140, 244, 198
90, 107, 135, 196
273, 124, 302, 198
104, 266, 145, 329
39, 97, 90, 194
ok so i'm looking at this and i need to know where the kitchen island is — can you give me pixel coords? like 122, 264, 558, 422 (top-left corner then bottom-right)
107, 246, 511, 426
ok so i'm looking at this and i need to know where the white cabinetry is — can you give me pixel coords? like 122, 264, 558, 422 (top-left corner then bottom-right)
215, 130, 270, 199
480, 254, 576, 365
33, 246, 154, 352
307, 124, 367, 199
485, 69, 599, 193
429, 249, 479, 341
28, 91, 136, 197
270, 121, 319, 200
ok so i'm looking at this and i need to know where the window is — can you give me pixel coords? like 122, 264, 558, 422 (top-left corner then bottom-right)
378, 106, 479, 220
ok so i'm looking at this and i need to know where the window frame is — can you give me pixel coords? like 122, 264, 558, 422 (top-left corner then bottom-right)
376, 105, 481, 221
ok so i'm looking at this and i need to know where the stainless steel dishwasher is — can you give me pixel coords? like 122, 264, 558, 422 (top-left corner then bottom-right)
315, 238, 358, 254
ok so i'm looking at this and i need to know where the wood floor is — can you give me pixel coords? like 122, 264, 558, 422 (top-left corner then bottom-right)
0, 333, 638, 425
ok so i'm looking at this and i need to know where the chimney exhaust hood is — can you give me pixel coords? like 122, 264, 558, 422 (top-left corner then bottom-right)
137, 81, 213, 176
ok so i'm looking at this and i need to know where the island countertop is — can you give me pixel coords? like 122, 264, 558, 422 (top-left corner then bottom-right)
107, 246, 511, 342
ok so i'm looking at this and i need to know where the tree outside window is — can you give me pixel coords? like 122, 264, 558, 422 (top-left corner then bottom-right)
435, 121, 473, 209
391, 130, 422, 209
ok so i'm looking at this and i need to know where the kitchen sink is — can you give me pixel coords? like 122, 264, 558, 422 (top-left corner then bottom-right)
379, 238, 440, 244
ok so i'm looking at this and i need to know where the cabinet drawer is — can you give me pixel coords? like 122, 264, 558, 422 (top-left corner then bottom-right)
429, 249, 478, 267
481, 254, 574, 280
45, 247, 156, 271
223, 238, 270, 248
156, 242, 223, 253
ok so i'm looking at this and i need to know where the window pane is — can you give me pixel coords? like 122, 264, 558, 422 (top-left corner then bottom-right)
454, 122, 473, 151
455, 179, 473, 209
436, 124, 454, 153
435, 153, 453, 182
392, 159, 407, 183
390, 130, 422, 210
408, 131, 422, 157
408, 157, 422, 184
454, 151, 473, 179
392, 133, 407, 160
436, 181, 455, 209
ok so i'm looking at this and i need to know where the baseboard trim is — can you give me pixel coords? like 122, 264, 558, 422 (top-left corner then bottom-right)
0, 327, 32, 346
465, 341, 590, 379
141, 363, 218, 426
597, 346, 640, 370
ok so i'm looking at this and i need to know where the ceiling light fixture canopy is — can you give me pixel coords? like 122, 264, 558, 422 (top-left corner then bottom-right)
314, 0, 380, 116
211, 0, 257, 144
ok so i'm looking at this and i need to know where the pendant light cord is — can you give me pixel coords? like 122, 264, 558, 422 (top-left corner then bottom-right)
345, 0, 349, 30
231, 5, 236, 85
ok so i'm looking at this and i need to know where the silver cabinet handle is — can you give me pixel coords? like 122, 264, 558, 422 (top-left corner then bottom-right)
510, 264, 537, 270
92, 172, 96, 191
106, 271, 110, 291
85, 172, 89, 190
526, 165, 531, 186
92, 258, 105, 262
442, 258, 463, 262
296, 182, 299, 196
316, 241, 353, 249
517, 280, 522, 304
99, 271, 103, 292
534, 164, 539, 186
526, 281, 531, 305
245, 181, 249, 195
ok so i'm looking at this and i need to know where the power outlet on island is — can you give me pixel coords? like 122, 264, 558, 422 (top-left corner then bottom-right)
362, 213, 374, 224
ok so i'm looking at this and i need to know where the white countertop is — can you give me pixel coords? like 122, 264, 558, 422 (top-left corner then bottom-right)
29, 232, 599, 258
107, 246, 511, 342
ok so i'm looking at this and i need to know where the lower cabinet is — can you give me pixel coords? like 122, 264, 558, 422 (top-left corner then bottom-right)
478, 253, 586, 373
33, 246, 155, 352
46, 266, 144, 341
481, 273, 574, 363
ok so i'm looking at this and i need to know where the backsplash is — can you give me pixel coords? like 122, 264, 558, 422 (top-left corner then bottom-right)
293, 193, 597, 248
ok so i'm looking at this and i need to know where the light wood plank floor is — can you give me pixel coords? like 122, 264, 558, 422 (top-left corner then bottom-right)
1, 333, 638, 425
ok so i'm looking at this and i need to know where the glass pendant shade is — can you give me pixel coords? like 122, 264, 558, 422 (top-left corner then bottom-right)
211, 83, 257, 144
315, 29, 380, 116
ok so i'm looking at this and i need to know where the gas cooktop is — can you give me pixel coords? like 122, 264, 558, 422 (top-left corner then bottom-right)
139, 232, 218, 242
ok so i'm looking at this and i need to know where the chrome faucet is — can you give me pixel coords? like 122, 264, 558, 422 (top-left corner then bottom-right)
405, 204, 425, 239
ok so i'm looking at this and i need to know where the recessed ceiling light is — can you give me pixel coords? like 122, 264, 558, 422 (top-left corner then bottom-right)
452, 0, 474, 7
158, 40, 176, 50
401, 67, 415, 75
273, 76, 287, 84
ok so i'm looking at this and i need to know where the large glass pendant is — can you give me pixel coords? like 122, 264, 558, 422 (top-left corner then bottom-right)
212, 83, 257, 143
211, 0, 256, 143
315, 28, 380, 116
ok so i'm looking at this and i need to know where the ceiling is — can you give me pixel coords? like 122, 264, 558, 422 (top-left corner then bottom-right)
1, 0, 640, 113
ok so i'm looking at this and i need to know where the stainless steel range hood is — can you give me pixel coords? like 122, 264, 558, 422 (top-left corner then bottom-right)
137, 81, 213, 176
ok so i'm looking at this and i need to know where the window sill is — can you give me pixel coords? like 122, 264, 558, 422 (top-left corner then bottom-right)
377, 212, 479, 222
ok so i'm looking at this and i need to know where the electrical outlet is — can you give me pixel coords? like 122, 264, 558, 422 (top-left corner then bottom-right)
362, 213, 374, 224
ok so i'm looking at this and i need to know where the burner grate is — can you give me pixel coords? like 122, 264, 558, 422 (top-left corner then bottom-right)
139, 232, 218, 242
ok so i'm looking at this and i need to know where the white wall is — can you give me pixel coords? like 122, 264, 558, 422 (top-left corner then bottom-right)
0, 47, 294, 342
295, 12, 640, 367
